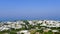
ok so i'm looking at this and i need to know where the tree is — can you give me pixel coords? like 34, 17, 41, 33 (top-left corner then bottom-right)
37, 23, 41, 29
21, 33, 24, 34
40, 29, 43, 34
23, 20, 29, 25
23, 20, 30, 30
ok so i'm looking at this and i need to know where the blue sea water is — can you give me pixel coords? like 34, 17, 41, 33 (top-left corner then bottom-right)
0, 16, 60, 21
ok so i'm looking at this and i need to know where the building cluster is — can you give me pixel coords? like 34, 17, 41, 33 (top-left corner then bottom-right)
0, 20, 60, 34
28, 20, 60, 27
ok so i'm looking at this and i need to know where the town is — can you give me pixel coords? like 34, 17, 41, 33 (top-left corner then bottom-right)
0, 20, 60, 34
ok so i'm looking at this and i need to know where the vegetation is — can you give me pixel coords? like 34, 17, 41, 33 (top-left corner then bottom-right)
21, 33, 24, 34
0, 20, 60, 34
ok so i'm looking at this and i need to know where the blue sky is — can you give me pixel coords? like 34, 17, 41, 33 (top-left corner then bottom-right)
0, 0, 60, 21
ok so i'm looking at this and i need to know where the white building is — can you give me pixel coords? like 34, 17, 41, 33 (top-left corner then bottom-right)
28, 21, 34, 25
17, 30, 30, 34
37, 20, 43, 24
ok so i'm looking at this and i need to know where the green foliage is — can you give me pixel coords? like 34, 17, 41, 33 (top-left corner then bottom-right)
57, 27, 60, 29
36, 30, 41, 32
10, 32, 17, 34
21, 33, 24, 34
28, 25, 34, 30
51, 27, 56, 30
40, 29, 43, 33
36, 24, 41, 29
44, 31, 53, 34
23, 20, 29, 25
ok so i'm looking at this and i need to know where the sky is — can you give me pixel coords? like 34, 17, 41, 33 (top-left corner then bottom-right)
0, 0, 60, 21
